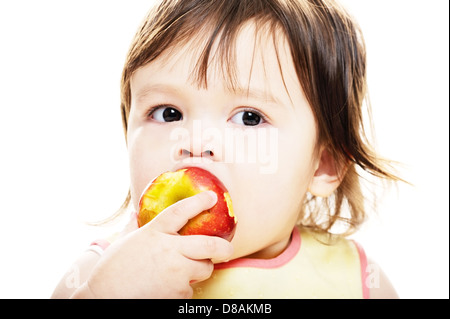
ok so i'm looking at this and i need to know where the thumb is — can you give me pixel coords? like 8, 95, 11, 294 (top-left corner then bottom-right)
145, 191, 217, 235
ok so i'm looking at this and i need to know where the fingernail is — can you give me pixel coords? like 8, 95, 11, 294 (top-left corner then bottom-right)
206, 191, 217, 202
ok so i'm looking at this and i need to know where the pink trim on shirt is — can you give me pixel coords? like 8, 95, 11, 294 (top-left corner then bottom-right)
352, 240, 370, 299
214, 227, 301, 270
90, 239, 111, 251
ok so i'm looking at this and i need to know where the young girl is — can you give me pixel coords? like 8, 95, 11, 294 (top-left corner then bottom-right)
52, 0, 401, 299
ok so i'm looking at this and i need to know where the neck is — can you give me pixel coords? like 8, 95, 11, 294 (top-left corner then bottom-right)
245, 233, 292, 260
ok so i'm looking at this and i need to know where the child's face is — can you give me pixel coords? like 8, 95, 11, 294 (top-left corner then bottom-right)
126, 23, 321, 259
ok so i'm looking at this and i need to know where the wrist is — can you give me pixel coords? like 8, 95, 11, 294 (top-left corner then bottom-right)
70, 282, 97, 299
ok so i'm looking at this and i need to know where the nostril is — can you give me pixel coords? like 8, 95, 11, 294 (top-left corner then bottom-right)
179, 149, 192, 157
178, 149, 213, 158
203, 150, 214, 157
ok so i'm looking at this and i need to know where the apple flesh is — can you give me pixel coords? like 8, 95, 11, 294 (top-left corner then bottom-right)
138, 167, 237, 241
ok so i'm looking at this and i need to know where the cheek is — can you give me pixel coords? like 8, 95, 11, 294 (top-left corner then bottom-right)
277, 133, 318, 193
127, 125, 175, 209
229, 163, 310, 257
232, 128, 318, 230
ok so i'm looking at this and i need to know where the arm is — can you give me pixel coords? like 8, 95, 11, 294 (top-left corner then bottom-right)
51, 191, 234, 299
366, 258, 399, 299
51, 214, 137, 299
51, 250, 101, 299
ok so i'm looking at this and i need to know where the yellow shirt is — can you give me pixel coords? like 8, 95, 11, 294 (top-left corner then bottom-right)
192, 227, 368, 299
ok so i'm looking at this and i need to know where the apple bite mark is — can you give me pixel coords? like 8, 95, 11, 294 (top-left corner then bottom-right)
223, 192, 236, 223
137, 167, 237, 241
137, 169, 196, 227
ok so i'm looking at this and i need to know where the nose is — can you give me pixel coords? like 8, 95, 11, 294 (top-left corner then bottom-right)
170, 120, 221, 163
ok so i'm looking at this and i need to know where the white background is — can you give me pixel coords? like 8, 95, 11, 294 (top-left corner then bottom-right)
0, 0, 448, 298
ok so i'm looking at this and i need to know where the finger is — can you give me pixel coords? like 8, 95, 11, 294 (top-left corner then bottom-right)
189, 259, 214, 283
145, 191, 217, 234
180, 235, 234, 262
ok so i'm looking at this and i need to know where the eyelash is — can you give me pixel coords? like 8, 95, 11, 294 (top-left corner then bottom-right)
147, 104, 170, 115
146, 105, 269, 125
147, 104, 180, 117
232, 107, 269, 124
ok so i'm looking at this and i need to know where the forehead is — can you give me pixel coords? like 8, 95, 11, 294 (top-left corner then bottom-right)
131, 20, 303, 107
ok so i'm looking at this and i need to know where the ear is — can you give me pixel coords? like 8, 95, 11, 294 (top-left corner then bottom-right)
308, 147, 347, 197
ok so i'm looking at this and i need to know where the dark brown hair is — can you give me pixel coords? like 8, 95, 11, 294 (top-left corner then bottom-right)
114, 0, 402, 235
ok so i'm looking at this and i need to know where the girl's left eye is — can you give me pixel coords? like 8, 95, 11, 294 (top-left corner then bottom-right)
230, 110, 264, 126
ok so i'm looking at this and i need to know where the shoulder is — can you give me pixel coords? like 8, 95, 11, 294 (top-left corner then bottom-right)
365, 258, 399, 299
346, 237, 399, 299
299, 228, 368, 298
300, 228, 399, 298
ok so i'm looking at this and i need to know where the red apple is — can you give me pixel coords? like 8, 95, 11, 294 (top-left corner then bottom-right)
137, 167, 236, 241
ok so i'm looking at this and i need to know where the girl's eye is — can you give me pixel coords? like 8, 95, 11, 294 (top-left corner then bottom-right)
230, 110, 264, 126
150, 106, 183, 122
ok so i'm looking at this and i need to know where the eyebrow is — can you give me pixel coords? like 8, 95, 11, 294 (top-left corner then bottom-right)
134, 84, 185, 104
133, 83, 282, 106
231, 86, 280, 105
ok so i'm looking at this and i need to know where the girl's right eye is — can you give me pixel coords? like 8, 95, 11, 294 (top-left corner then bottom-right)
149, 106, 183, 122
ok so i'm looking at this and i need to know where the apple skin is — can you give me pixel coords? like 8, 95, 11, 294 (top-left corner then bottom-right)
138, 167, 237, 241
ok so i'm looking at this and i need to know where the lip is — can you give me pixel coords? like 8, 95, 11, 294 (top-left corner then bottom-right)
172, 157, 215, 175
172, 160, 230, 192
139, 162, 224, 207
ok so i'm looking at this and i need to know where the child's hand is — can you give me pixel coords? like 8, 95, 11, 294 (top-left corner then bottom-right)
74, 191, 234, 298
